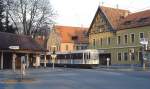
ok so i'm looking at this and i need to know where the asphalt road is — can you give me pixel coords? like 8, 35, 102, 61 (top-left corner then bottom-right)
0, 68, 150, 89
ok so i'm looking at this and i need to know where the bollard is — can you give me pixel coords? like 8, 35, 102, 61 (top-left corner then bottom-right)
107, 58, 110, 68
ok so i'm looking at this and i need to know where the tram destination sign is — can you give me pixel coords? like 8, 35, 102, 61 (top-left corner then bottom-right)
9, 46, 20, 50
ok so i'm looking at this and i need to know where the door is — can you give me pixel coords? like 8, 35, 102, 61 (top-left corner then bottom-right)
99, 53, 111, 65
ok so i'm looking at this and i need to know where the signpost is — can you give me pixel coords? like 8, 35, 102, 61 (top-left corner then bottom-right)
9, 46, 20, 50
140, 38, 148, 70
21, 56, 26, 79
51, 50, 57, 69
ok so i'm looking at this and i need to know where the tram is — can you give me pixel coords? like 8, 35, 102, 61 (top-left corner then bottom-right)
42, 49, 99, 68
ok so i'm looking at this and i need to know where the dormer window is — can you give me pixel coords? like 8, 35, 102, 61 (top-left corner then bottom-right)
83, 31, 87, 36
72, 36, 78, 40
124, 20, 131, 25
138, 17, 148, 23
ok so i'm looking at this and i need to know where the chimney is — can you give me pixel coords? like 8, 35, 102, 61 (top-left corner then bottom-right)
102, 2, 104, 6
116, 4, 119, 9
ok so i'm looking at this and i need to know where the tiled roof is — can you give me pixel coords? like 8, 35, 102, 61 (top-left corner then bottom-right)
100, 6, 130, 30
55, 26, 88, 44
119, 10, 150, 29
88, 6, 130, 33
89, 6, 150, 33
0, 32, 45, 52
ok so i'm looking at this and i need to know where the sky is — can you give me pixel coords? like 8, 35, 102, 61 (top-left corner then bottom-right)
50, 0, 150, 27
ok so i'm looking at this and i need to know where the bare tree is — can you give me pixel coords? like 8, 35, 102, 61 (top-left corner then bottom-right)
5, 0, 55, 37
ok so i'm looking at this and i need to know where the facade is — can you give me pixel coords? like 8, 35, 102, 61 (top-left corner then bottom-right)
88, 6, 150, 66
0, 32, 45, 69
47, 25, 88, 52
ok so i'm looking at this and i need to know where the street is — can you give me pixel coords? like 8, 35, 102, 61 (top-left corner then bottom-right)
0, 68, 150, 89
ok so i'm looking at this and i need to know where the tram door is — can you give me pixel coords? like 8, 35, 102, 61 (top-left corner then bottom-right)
99, 54, 111, 65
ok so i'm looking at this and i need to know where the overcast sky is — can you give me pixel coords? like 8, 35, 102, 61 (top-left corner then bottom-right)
50, 0, 150, 27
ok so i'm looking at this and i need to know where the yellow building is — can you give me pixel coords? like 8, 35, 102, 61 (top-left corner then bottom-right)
88, 6, 150, 66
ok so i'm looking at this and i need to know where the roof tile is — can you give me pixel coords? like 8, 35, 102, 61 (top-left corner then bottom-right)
100, 6, 130, 30
0, 32, 45, 51
55, 26, 88, 44
119, 10, 150, 29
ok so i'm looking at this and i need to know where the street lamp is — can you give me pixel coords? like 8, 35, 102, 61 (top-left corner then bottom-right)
21, 56, 26, 79
140, 38, 148, 69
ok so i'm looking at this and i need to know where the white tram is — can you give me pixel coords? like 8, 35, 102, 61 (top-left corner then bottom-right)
55, 49, 99, 65
40, 49, 99, 68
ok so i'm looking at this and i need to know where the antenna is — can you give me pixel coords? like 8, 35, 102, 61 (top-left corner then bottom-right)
99, 1, 101, 6
99, 1, 104, 6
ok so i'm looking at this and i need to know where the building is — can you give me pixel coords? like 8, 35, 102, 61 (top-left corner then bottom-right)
47, 25, 88, 52
88, 6, 150, 66
35, 36, 45, 47
0, 32, 45, 70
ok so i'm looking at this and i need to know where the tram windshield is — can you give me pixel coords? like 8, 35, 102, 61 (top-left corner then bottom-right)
90, 52, 99, 60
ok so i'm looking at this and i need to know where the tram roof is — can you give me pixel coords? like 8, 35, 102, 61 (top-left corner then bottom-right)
53, 49, 99, 54
71, 49, 99, 53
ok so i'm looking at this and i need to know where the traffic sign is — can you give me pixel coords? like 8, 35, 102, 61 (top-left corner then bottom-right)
9, 46, 20, 50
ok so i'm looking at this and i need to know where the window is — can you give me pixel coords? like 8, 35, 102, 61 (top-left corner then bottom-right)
124, 52, 128, 61
76, 46, 79, 50
131, 54, 135, 61
131, 34, 135, 43
117, 53, 121, 61
124, 21, 131, 25
96, 26, 101, 32
107, 37, 111, 45
100, 38, 102, 46
138, 52, 143, 61
82, 46, 87, 49
72, 36, 78, 40
124, 35, 128, 44
66, 45, 68, 51
139, 32, 144, 39
93, 39, 96, 48
117, 36, 121, 44
138, 17, 148, 23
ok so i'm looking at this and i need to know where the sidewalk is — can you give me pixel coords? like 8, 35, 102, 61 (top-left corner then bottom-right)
0, 67, 68, 84
95, 65, 150, 72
